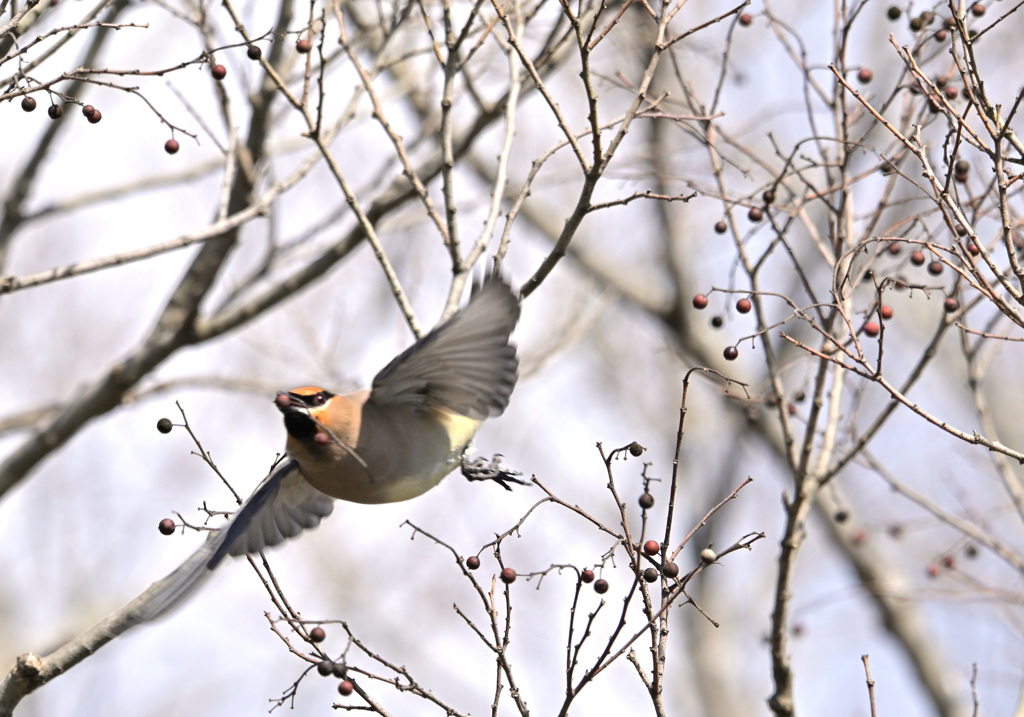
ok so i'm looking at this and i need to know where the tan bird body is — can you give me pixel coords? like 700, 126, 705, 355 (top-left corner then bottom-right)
131, 276, 521, 624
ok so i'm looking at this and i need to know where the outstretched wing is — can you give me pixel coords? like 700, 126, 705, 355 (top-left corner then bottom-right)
369, 277, 521, 420
126, 460, 334, 625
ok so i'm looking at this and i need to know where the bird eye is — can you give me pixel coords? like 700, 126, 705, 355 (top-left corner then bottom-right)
312, 392, 327, 406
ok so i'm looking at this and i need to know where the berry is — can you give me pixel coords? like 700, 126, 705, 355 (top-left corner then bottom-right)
628, 441, 644, 456
943, 297, 959, 313
164, 139, 180, 155
699, 548, 717, 564
955, 159, 970, 174
332, 662, 346, 678
594, 579, 609, 594
967, 243, 979, 255
927, 260, 943, 275
338, 680, 354, 696
748, 206, 764, 222
925, 564, 939, 578
738, 13, 752, 26
158, 518, 176, 535
955, 224, 967, 236
21, 96, 36, 112
887, 241, 901, 255
879, 305, 893, 320
638, 492, 655, 509
965, 544, 978, 558
863, 321, 880, 337
910, 250, 926, 265
211, 64, 227, 80
941, 555, 955, 569
887, 6, 901, 20
247, 45, 262, 60
662, 562, 679, 578
156, 418, 173, 433
794, 390, 806, 402
500, 567, 516, 584
82, 104, 96, 118
857, 68, 873, 84
48, 104, 63, 120
723, 346, 738, 361
692, 293, 709, 309
944, 85, 959, 100
643, 540, 660, 556
296, 38, 312, 53
87, 110, 102, 124
714, 220, 728, 234
711, 315, 724, 328
909, 16, 923, 31
317, 660, 335, 676
971, 3, 985, 16
934, 29, 948, 41
643, 567, 659, 583
466, 555, 480, 570
736, 298, 752, 314
581, 569, 595, 583
310, 626, 326, 643
762, 189, 776, 204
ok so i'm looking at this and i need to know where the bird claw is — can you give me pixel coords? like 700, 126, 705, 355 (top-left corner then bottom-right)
461, 453, 528, 491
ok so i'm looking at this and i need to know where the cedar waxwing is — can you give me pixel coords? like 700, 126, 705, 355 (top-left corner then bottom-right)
130, 276, 521, 625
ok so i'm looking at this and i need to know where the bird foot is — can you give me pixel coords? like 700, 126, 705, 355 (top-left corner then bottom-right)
461, 453, 528, 491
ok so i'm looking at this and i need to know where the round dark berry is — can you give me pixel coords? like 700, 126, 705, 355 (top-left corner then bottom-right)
692, 293, 709, 310
164, 139, 180, 155
941, 555, 954, 569
714, 220, 728, 234
317, 660, 335, 677
643, 540, 660, 556
466, 555, 481, 570
158, 518, 176, 535
971, 3, 985, 16
638, 492, 655, 509
879, 305, 893, 320
887, 241, 901, 255
762, 189, 776, 204
955, 224, 967, 237
711, 315, 724, 328
662, 562, 679, 578
934, 28, 948, 41
857, 68, 873, 84
965, 544, 978, 558
736, 298, 752, 314
21, 96, 36, 112
332, 662, 346, 678
863, 321, 880, 337
500, 567, 516, 584
944, 85, 959, 100
927, 260, 943, 275
48, 104, 63, 120
211, 64, 227, 80
955, 159, 970, 174
338, 680, 354, 696
723, 346, 738, 361
643, 567, 659, 583
594, 579, 609, 594
310, 626, 326, 643
87, 109, 102, 124
247, 45, 262, 60
581, 569, 595, 583
296, 38, 312, 53
156, 418, 173, 433
748, 206, 764, 222
910, 250, 926, 265
887, 6, 901, 20
738, 12, 752, 26
82, 104, 96, 118
943, 297, 959, 313
909, 16, 923, 31
628, 442, 644, 457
